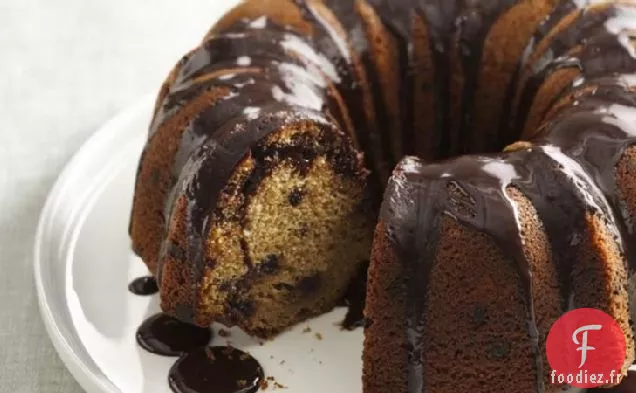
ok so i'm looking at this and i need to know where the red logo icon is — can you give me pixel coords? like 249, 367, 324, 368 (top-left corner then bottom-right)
546, 308, 626, 388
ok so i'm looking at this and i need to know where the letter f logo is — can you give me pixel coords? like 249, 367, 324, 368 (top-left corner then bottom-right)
572, 324, 602, 368
546, 309, 626, 389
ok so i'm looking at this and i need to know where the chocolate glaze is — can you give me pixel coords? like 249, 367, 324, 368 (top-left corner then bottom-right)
513, 4, 636, 133
365, 0, 411, 159
370, 0, 519, 159
536, 81, 636, 270
168, 71, 328, 185
381, 154, 544, 392
509, 147, 612, 309
221, 128, 360, 325
168, 346, 263, 393
502, 0, 593, 144
424, 4, 456, 159
292, 0, 392, 186
177, 27, 305, 84
455, 0, 517, 154
367, 0, 458, 159
323, 0, 398, 168
151, 27, 347, 135
340, 263, 368, 330
369, 0, 415, 159
520, 1, 578, 66
128, 276, 159, 296
136, 313, 212, 356
495, 0, 576, 146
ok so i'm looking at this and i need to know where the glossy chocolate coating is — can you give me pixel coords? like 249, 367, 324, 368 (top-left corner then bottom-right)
136, 313, 213, 356
128, 276, 159, 296
168, 346, 264, 393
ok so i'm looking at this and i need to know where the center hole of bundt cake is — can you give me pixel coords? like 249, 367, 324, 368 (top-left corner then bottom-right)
363, 80, 525, 183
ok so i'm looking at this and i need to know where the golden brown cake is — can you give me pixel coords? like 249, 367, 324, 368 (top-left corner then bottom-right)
129, 0, 636, 390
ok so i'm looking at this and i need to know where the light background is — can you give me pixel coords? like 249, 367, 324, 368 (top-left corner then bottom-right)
0, 1, 228, 391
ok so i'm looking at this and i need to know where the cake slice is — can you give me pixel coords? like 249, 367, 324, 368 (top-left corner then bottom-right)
158, 107, 373, 336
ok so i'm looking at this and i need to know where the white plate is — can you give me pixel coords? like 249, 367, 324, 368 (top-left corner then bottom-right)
33, 93, 364, 393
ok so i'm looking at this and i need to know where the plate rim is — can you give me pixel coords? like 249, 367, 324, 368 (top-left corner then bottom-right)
33, 94, 155, 393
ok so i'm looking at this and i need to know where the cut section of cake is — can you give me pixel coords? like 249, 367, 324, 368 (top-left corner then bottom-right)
158, 107, 373, 336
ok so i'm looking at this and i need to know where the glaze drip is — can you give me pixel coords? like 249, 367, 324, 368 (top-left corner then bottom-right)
128, 276, 159, 296
537, 86, 636, 269
136, 313, 212, 356
381, 154, 545, 392
292, 0, 386, 182
168, 346, 264, 393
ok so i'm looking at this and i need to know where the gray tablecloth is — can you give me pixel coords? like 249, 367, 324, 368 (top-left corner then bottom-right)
0, 1, 228, 391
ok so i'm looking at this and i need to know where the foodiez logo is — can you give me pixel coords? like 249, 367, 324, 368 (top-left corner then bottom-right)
546, 308, 626, 388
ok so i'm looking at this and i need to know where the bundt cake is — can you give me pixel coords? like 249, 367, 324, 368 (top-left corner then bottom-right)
129, 0, 636, 390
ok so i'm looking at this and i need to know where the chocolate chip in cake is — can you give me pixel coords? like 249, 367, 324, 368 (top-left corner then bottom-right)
331, 149, 357, 176
259, 254, 280, 274
297, 273, 321, 294
288, 187, 305, 207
